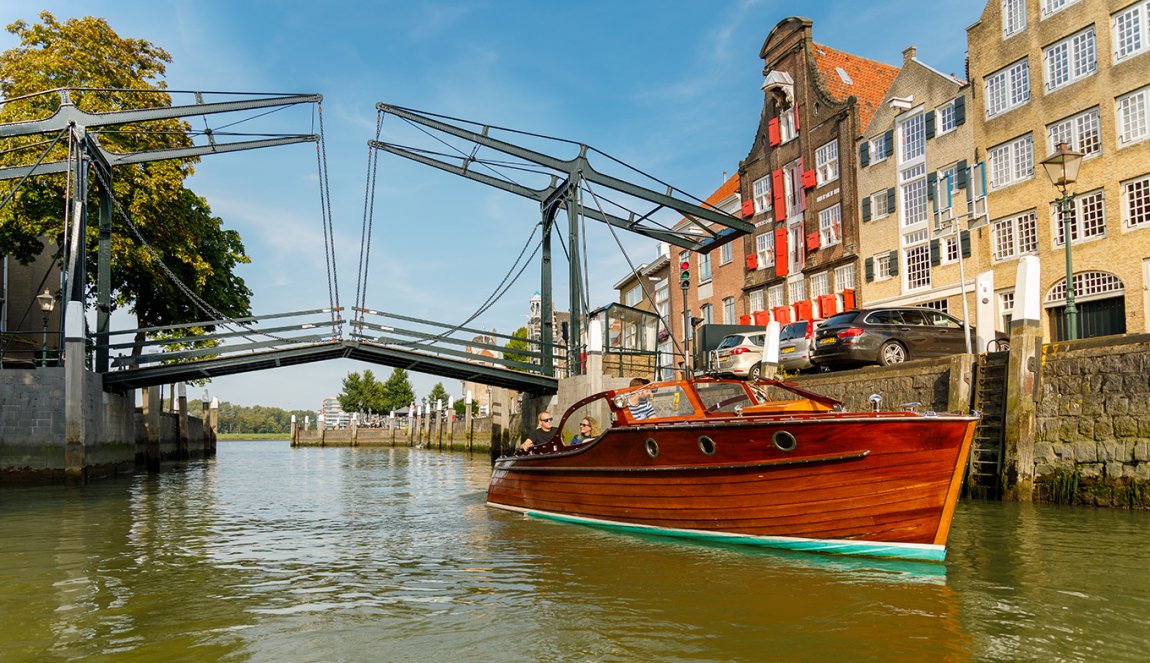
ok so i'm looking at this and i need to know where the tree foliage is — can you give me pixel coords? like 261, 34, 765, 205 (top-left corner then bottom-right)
428, 382, 449, 408
338, 368, 415, 415
205, 401, 312, 435
504, 326, 532, 368
0, 12, 252, 330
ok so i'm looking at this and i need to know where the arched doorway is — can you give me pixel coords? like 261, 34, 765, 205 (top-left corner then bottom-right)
1044, 271, 1126, 341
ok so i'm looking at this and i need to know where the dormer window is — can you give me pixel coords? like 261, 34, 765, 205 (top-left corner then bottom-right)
762, 70, 794, 108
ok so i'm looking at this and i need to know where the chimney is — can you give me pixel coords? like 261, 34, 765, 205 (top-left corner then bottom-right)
902, 46, 917, 64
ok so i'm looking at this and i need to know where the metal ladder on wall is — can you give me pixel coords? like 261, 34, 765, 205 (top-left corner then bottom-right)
965, 351, 1010, 499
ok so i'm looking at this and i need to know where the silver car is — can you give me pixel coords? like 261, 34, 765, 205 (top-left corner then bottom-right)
778, 320, 820, 373
712, 331, 768, 379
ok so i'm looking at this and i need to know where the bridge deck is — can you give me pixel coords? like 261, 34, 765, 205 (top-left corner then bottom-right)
101, 339, 558, 394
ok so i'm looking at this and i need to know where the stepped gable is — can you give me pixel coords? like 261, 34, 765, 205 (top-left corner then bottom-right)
809, 42, 899, 133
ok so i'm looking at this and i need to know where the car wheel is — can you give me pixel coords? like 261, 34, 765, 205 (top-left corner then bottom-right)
878, 340, 907, 365
748, 363, 762, 381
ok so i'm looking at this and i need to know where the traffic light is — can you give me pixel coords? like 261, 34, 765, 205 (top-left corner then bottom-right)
679, 259, 690, 289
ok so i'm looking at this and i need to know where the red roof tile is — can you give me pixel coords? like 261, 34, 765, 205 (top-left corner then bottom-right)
810, 43, 899, 133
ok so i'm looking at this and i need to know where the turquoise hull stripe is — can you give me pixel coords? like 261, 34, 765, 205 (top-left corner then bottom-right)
499, 505, 946, 562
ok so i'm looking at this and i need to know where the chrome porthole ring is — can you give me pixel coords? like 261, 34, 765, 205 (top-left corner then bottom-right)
645, 438, 659, 458
698, 435, 716, 456
772, 430, 797, 452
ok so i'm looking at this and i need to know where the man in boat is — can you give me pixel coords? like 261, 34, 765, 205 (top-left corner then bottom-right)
627, 377, 656, 420
520, 411, 555, 452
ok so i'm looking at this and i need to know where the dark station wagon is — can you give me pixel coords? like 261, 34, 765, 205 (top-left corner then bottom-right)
811, 307, 989, 369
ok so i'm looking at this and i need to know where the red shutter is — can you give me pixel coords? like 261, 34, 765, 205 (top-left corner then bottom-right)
738, 314, 751, 325
818, 294, 838, 318
741, 198, 755, 217
843, 288, 856, 311
802, 169, 817, 189
774, 227, 788, 277
772, 306, 792, 325
771, 169, 786, 221
794, 300, 813, 321
753, 310, 771, 326
768, 118, 781, 146
745, 253, 758, 270
793, 104, 800, 132
806, 231, 820, 251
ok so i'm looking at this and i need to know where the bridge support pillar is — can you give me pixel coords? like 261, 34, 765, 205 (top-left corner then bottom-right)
176, 383, 190, 460
143, 385, 162, 472
64, 302, 87, 480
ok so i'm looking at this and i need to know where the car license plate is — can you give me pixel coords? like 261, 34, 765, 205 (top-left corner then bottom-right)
819, 337, 836, 345
781, 347, 795, 353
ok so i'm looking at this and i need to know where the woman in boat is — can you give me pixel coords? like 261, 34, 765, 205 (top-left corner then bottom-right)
570, 417, 600, 446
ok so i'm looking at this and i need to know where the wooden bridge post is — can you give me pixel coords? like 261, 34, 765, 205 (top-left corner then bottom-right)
176, 383, 190, 460
143, 385, 162, 471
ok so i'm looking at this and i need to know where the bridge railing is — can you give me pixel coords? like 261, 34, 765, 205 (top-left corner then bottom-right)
349, 308, 567, 377
100, 308, 344, 370
0, 330, 63, 369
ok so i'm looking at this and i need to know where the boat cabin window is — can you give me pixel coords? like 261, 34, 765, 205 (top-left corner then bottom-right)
643, 385, 697, 418
695, 382, 754, 413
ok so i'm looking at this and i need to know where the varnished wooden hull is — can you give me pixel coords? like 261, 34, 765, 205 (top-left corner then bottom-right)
487, 414, 976, 561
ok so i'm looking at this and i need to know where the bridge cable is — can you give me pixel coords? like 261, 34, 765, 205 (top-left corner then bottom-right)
0, 128, 70, 214
355, 111, 385, 334
313, 103, 341, 335
583, 180, 686, 365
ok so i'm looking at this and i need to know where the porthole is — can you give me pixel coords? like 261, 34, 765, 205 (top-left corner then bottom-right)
698, 435, 716, 456
645, 438, 659, 458
772, 430, 797, 452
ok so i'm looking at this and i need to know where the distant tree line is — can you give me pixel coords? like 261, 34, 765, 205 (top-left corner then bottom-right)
201, 402, 314, 434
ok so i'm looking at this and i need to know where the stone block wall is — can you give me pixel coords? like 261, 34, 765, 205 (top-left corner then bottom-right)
1033, 335, 1150, 505
791, 356, 957, 412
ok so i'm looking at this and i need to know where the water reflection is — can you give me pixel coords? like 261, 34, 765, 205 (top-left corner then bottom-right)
1, 443, 1148, 661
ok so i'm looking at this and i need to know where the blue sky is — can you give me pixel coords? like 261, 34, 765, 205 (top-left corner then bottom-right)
1, 0, 984, 410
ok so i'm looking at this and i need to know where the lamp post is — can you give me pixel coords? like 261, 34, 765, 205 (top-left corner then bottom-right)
1040, 142, 1085, 341
36, 289, 54, 367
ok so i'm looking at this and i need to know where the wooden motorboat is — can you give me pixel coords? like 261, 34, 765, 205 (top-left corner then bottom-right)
486, 377, 976, 562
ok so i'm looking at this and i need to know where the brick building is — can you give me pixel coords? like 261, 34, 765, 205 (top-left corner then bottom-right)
856, 47, 981, 323
738, 17, 898, 325
968, 0, 1150, 339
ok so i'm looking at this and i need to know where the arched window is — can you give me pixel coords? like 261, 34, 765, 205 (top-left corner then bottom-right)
1044, 271, 1123, 306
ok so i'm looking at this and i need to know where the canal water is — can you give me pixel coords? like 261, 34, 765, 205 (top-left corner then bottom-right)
1, 441, 1148, 662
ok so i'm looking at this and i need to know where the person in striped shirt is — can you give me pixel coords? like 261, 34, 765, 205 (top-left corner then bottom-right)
627, 377, 656, 420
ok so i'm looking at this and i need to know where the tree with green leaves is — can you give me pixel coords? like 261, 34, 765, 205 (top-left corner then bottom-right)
380, 368, 415, 412
0, 12, 252, 341
337, 369, 388, 416
504, 326, 532, 369
428, 382, 449, 409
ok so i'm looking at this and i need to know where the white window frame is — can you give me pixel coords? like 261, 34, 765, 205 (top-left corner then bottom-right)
1117, 85, 1150, 147
701, 303, 713, 325
904, 242, 932, 291
1003, 0, 1027, 39
985, 59, 1031, 118
898, 112, 926, 164
1052, 189, 1106, 247
870, 190, 891, 220
875, 252, 894, 281
719, 241, 733, 266
625, 283, 643, 306
780, 106, 797, 143
787, 222, 804, 275
815, 139, 839, 186
1042, 0, 1080, 20
1043, 25, 1096, 92
998, 289, 1015, 330
869, 134, 890, 164
942, 235, 961, 265
697, 252, 712, 283
749, 289, 765, 313
787, 277, 806, 304
900, 163, 929, 231
818, 204, 842, 247
755, 232, 775, 268
834, 264, 856, 292
991, 210, 1039, 262
767, 284, 785, 309
809, 271, 829, 299
1113, 1, 1149, 64
1121, 173, 1150, 231
988, 133, 1035, 190
722, 297, 735, 324
1046, 107, 1101, 158
752, 176, 772, 214
936, 100, 958, 135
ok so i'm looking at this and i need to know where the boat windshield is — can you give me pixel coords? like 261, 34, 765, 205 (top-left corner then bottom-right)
694, 381, 755, 414
643, 384, 697, 418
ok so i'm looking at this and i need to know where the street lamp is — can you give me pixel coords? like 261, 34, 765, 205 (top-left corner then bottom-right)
36, 289, 54, 367
1041, 142, 1085, 341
